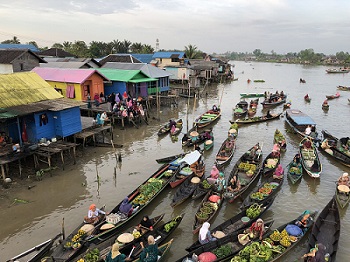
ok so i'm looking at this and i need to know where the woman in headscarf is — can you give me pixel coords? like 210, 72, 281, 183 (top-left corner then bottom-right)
139, 235, 159, 262
207, 165, 220, 184
215, 172, 226, 192
84, 204, 105, 224
273, 164, 284, 180
119, 197, 134, 216
247, 218, 265, 240
138, 215, 154, 233
302, 243, 327, 262
96, 113, 104, 125
105, 242, 126, 262
296, 210, 313, 229
338, 172, 349, 186
198, 222, 216, 245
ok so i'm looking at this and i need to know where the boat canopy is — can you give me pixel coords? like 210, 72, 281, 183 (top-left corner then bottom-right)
286, 109, 316, 126
180, 150, 201, 165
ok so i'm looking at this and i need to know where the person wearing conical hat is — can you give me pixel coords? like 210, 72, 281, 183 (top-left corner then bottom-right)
338, 172, 349, 187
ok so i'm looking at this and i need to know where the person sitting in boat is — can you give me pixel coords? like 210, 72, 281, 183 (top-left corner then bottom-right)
169, 119, 176, 129
212, 105, 219, 112
182, 134, 190, 145
304, 94, 310, 100
208, 165, 220, 184
225, 136, 235, 149
105, 242, 127, 262
137, 215, 154, 233
337, 172, 349, 187
280, 90, 284, 97
273, 164, 284, 180
290, 157, 302, 174
296, 210, 313, 229
119, 197, 139, 216
199, 222, 217, 244
203, 130, 212, 140
226, 176, 241, 193
245, 218, 265, 241
303, 139, 312, 149
139, 235, 161, 262
338, 137, 350, 151
84, 204, 106, 224
302, 243, 327, 262
266, 110, 273, 118
322, 99, 328, 106
311, 160, 319, 172
293, 153, 301, 164
215, 172, 226, 192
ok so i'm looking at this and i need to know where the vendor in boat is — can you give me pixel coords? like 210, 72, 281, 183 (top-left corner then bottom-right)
182, 134, 190, 145
245, 218, 265, 241
203, 130, 212, 140
305, 125, 312, 136
208, 165, 220, 184
322, 99, 328, 106
139, 235, 161, 262
304, 94, 310, 100
302, 243, 327, 262
295, 210, 313, 229
337, 172, 349, 187
280, 90, 285, 97
273, 164, 284, 180
119, 197, 139, 216
212, 104, 219, 112
169, 119, 176, 129
338, 137, 350, 151
137, 215, 154, 233
199, 222, 217, 244
293, 153, 301, 164
303, 139, 312, 149
227, 176, 241, 193
84, 204, 106, 224
215, 172, 226, 192
265, 110, 273, 118
105, 242, 126, 262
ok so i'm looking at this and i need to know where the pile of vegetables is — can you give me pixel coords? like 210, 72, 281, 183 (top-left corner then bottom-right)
245, 203, 262, 219
290, 166, 301, 174
64, 229, 86, 249
132, 178, 163, 205
251, 183, 277, 200
265, 158, 278, 169
76, 248, 100, 262
213, 244, 232, 259
274, 130, 285, 143
163, 215, 182, 232
196, 202, 217, 222
202, 179, 212, 189
238, 162, 257, 173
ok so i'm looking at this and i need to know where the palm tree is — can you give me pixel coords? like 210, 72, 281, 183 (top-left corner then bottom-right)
185, 44, 202, 59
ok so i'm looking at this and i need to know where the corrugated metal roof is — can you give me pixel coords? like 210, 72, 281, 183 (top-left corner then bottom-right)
0, 44, 39, 52
36, 48, 76, 58
0, 72, 63, 108
102, 62, 173, 78
0, 98, 84, 120
96, 68, 157, 82
40, 62, 93, 69
0, 49, 46, 63
130, 54, 154, 64
32, 67, 110, 83
153, 52, 186, 59
99, 54, 142, 66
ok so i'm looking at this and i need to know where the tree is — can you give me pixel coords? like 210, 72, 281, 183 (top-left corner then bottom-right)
141, 44, 154, 54
52, 43, 64, 49
130, 42, 143, 53
185, 44, 202, 59
27, 41, 38, 48
70, 40, 89, 57
253, 49, 262, 57
1, 36, 21, 44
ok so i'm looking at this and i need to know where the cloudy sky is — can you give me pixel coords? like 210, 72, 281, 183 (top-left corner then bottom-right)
0, 0, 349, 55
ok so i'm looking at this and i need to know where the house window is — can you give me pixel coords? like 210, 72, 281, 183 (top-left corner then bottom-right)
39, 113, 48, 126
20, 63, 24, 71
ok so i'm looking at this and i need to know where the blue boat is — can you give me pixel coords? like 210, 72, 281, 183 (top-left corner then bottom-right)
285, 109, 317, 140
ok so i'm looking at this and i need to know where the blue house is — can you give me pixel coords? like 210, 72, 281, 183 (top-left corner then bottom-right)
0, 72, 84, 145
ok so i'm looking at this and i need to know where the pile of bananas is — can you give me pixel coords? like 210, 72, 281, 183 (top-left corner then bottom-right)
72, 229, 86, 242
238, 162, 257, 172
280, 236, 291, 247
269, 230, 281, 242
133, 230, 141, 238
246, 203, 261, 219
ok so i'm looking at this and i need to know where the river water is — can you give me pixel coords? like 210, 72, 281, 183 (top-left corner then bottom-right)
1, 61, 349, 261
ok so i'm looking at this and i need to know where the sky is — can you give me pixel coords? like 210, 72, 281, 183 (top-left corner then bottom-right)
0, 0, 349, 55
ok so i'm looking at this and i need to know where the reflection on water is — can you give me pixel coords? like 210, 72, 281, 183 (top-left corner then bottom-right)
1, 61, 350, 261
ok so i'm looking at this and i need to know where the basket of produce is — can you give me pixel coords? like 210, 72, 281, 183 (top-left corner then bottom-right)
72, 242, 81, 250
196, 212, 209, 223
200, 206, 213, 215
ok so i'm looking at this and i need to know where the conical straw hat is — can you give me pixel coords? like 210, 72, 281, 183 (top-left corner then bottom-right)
117, 233, 134, 243
190, 131, 199, 137
338, 185, 350, 193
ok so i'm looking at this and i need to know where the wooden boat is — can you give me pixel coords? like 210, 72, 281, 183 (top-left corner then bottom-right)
233, 100, 248, 117
322, 103, 329, 110
50, 163, 175, 261
326, 93, 340, 99
287, 158, 303, 184
170, 119, 183, 136
304, 96, 311, 102
254, 79, 265, 82
157, 119, 182, 136
326, 68, 350, 73
274, 129, 287, 152
224, 143, 263, 203
285, 109, 318, 140
247, 99, 258, 116
192, 190, 224, 234
299, 137, 322, 178
240, 93, 264, 98
300, 78, 306, 83
169, 164, 193, 188
240, 177, 283, 209
171, 173, 203, 207
133, 238, 174, 262
186, 197, 275, 252
305, 197, 340, 262
215, 137, 236, 168
155, 153, 184, 164
182, 129, 212, 148
192, 179, 213, 200
193, 109, 221, 128
7, 233, 62, 262
319, 130, 350, 167
261, 94, 287, 108
337, 85, 350, 91
261, 151, 281, 177
72, 214, 165, 262
232, 112, 282, 125
283, 101, 291, 110
177, 220, 274, 262
335, 183, 350, 209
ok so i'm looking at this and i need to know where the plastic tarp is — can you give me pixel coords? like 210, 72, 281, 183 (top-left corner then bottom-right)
180, 150, 201, 165
291, 115, 316, 125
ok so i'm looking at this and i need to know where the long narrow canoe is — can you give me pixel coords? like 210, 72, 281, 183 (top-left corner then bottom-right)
51, 163, 175, 261
192, 190, 224, 234
287, 159, 303, 184
6, 233, 62, 262
261, 151, 281, 177
231, 211, 317, 262
299, 137, 322, 178
224, 143, 263, 203
232, 112, 282, 125
261, 95, 287, 108
305, 197, 340, 262
186, 196, 275, 252
335, 183, 350, 209
193, 109, 221, 128
215, 137, 236, 168
274, 129, 287, 152
171, 174, 203, 207
240, 93, 265, 98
